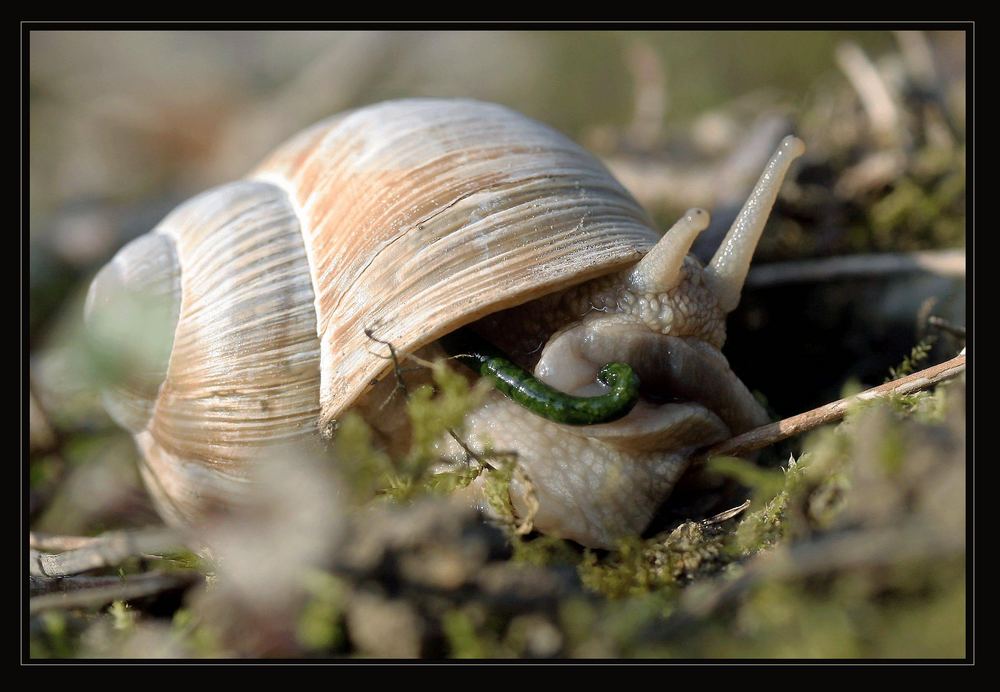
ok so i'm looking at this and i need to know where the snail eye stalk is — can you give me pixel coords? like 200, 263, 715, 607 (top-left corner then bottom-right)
705, 135, 805, 313
440, 329, 640, 426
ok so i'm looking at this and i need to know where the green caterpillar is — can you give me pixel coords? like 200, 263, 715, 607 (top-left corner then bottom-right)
440, 329, 640, 426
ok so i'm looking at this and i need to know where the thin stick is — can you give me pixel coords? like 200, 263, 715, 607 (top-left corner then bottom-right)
624, 40, 667, 148
698, 353, 966, 461
893, 30, 938, 90
30, 533, 102, 552
364, 328, 411, 406
836, 42, 903, 145
702, 499, 752, 525
928, 315, 967, 339
30, 571, 198, 614
29, 387, 57, 452
29, 573, 183, 598
30, 527, 184, 578
364, 329, 489, 469
745, 249, 965, 288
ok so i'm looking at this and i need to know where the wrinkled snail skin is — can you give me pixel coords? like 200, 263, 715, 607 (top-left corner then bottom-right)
84, 98, 804, 548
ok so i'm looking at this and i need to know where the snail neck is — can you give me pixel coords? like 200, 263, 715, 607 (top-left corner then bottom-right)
466, 260, 727, 374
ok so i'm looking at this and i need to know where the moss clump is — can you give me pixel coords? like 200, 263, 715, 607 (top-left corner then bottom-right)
331, 411, 394, 503
406, 360, 491, 464
331, 358, 492, 505
442, 607, 493, 659
558, 378, 965, 657
887, 336, 937, 381
579, 538, 660, 599
109, 600, 136, 632
387, 359, 491, 502
481, 455, 517, 528
511, 534, 582, 568
296, 570, 347, 653
868, 148, 966, 252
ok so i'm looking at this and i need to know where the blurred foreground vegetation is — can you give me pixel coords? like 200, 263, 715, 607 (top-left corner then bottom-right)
30, 362, 967, 658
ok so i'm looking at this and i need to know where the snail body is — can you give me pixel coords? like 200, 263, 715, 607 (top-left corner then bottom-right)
86, 99, 804, 548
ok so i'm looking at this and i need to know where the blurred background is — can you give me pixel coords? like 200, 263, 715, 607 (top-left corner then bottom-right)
28, 30, 967, 659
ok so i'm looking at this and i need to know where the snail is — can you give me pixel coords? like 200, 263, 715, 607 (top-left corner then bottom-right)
84, 98, 804, 549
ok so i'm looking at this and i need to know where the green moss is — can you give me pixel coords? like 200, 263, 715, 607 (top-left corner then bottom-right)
888, 337, 937, 381
442, 606, 492, 659
329, 358, 493, 505
868, 558, 965, 658
170, 608, 225, 658
109, 600, 136, 632
481, 457, 517, 529
652, 551, 965, 659
867, 147, 967, 252
406, 360, 492, 467
332, 411, 394, 503
296, 570, 346, 653
579, 538, 663, 599
578, 375, 963, 610
377, 359, 492, 503
31, 611, 74, 659
648, 521, 731, 581
511, 534, 581, 568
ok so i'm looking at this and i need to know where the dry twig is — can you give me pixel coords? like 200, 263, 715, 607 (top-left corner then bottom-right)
928, 315, 967, 339
29, 527, 185, 578
836, 42, 903, 145
30, 533, 102, 552
702, 499, 752, 525
29, 387, 57, 452
365, 329, 495, 471
30, 571, 199, 614
746, 249, 965, 288
624, 40, 667, 148
698, 352, 966, 462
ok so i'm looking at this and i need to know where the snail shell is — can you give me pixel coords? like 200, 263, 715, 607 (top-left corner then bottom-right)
85, 98, 803, 547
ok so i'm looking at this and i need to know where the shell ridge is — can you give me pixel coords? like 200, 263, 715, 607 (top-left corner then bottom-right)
250, 169, 325, 341
149, 180, 323, 463
249, 170, 338, 426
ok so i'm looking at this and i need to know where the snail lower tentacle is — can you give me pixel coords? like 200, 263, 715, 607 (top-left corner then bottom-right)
440, 329, 640, 425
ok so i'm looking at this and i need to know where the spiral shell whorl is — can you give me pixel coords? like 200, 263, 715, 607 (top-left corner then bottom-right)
85, 232, 182, 433
151, 181, 321, 468
93, 181, 323, 524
